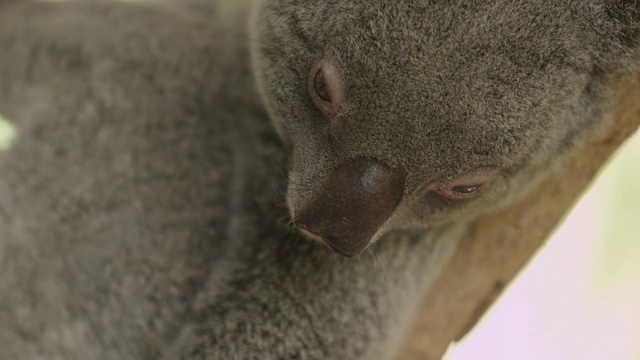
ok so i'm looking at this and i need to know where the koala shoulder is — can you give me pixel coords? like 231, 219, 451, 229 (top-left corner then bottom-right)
0, 1, 278, 358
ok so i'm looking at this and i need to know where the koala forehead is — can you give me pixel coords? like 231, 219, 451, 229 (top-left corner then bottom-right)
327, 0, 593, 63
327, 3, 591, 166
254, 0, 596, 178
326, 1, 593, 101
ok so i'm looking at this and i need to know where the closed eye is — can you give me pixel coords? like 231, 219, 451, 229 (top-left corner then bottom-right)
308, 60, 344, 117
426, 169, 495, 200
436, 183, 485, 200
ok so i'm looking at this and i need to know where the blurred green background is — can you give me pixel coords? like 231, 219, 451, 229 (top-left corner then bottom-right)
0, 113, 16, 150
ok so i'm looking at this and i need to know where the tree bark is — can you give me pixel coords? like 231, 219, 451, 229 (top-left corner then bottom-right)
395, 69, 640, 360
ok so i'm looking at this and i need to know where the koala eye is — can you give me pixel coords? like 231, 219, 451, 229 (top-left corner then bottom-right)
308, 60, 344, 117
427, 170, 494, 201
442, 184, 485, 200
313, 69, 331, 103
452, 184, 482, 197
431, 182, 486, 200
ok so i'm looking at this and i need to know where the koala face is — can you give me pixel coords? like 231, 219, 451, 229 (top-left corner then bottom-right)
250, 0, 601, 256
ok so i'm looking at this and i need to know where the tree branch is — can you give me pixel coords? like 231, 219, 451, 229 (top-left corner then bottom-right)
396, 69, 640, 360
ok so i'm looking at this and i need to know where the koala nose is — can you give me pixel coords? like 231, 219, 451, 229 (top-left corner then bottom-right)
294, 158, 405, 257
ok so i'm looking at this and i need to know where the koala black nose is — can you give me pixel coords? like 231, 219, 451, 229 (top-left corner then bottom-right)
294, 158, 405, 257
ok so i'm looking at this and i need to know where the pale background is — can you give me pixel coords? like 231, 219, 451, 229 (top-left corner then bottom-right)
447, 132, 640, 360
1, 115, 639, 359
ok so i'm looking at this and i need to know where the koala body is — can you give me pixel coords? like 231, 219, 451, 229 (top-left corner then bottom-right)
0, 0, 638, 359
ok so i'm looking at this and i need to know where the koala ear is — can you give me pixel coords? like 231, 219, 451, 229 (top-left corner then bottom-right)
308, 60, 345, 117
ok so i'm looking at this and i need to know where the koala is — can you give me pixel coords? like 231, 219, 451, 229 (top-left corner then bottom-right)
251, 0, 640, 256
0, 0, 638, 359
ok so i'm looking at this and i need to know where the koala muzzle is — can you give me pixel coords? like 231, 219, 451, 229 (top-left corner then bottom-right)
295, 158, 405, 257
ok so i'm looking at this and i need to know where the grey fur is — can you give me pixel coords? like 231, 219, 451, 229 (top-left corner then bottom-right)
0, 0, 638, 359
251, 0, 640, 235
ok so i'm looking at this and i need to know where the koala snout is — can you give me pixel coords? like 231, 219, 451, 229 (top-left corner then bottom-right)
294, 158, 405, 257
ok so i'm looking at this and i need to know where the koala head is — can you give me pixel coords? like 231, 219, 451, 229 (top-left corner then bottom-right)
250, 0, 619, 256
